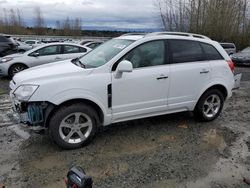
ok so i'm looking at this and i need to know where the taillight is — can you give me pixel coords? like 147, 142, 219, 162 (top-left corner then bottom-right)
227, 59, 235, 72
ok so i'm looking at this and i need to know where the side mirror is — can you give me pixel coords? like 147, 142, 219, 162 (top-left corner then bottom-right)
115, 60, 133, 78
32, 52, 40, 57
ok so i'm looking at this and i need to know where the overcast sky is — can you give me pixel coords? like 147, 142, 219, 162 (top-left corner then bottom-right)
0, 0, 163, 31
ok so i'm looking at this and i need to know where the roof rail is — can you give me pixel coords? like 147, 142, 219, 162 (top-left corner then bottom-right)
121, 33, 147, 36
145, 32, 211, 40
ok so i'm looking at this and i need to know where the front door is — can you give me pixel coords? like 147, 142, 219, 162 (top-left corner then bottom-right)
111, 40, 170, 122
29, 45, 62, 67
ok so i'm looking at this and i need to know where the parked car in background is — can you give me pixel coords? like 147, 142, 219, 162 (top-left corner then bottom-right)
0, 35, 18, 57
24, 40, 44, 48
9, 32, 236, 149
83, 41, 104, 49
231, 47, 250, 66
220, 43, 236, 56
15, 41, 32, 53
0, 43, 91, 77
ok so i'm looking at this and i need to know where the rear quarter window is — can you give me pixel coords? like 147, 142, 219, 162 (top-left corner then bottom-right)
200, 43, 224, 61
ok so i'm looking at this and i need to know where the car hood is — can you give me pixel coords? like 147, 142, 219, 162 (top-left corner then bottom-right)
4, 53, 24, 58
13, 60, 92, 84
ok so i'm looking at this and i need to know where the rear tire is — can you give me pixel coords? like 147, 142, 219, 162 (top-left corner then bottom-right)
194, 89, 224, 122
9, 64, 28, 78
49, 103, 98, 149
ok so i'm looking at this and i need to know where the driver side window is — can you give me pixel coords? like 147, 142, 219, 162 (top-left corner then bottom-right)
122, 40, 166, 68
33, 45, 61, 56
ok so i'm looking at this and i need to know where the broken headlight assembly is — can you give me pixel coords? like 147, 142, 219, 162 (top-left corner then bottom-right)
14, 85, 39, 101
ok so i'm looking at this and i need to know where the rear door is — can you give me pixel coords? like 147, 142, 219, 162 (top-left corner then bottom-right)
168, 39, 211, 110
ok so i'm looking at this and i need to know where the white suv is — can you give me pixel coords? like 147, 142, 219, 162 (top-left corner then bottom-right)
10, 32, 235, 149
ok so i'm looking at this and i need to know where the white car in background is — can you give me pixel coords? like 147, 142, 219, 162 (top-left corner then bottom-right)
24, 40, 44, 48
0, 43, 91, 77
10, 32, 237, 149
15, 41, 32, 53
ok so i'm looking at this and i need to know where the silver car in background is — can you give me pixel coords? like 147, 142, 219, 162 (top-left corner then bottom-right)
220, 43, 237, 56
231, 47, 250, 66
0, 43, 91, 77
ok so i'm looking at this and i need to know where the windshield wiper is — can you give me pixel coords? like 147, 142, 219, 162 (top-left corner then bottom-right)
78, 59, 86, 68
71, 58, 85, 68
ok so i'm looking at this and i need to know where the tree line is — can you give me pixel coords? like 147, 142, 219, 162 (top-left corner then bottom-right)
0, 7, 83, 36
1, 2, 250, 49
0, 7, 125, 37
157, 0, 250, 49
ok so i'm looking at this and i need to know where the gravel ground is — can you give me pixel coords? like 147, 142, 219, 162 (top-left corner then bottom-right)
0, 67, 250, 188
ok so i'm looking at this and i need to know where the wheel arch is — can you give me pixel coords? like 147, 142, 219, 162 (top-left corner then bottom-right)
45, 98, 104, 128
194, 84, 228, 110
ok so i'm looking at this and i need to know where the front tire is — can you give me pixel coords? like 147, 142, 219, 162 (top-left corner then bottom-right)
194, 89, 225, 122
9, 64, 27, 78
49, 103, 98, 149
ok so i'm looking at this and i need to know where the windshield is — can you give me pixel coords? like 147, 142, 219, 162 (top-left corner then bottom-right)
242, 47, 250, 53
77, 39, 134, 68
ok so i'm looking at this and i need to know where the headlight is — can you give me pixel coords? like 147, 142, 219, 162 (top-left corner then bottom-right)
1, 57, 13, 63
14, 85, 39, 101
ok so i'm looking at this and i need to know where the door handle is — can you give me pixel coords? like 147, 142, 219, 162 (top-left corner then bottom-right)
200, 70, 209, 74
157, 75, 168, 80
55, 57, 62, 60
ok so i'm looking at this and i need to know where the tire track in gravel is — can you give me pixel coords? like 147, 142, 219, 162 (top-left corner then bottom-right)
0, 95, 14, 128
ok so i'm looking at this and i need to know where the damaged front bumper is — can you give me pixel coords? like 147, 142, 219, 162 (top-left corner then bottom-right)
10, 93, 54, 127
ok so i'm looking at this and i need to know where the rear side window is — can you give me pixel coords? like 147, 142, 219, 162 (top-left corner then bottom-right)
63, 45, 86, 54
169, 40, 203, 63
35, 45, 61, 56
200, 43, 223, 60
79, 47, 87, 52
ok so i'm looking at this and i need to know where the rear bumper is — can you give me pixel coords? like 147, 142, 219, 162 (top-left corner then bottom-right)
233, 73, 242, 90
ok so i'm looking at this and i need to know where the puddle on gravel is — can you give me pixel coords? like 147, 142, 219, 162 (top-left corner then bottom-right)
185, 129, 250, 188
203, 129, 227, 151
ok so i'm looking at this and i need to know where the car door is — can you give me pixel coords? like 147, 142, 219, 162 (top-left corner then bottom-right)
28, 45, 63, 67
111, 40, 170, 122
168, 39, 211, 110
62, 45, 87, 60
